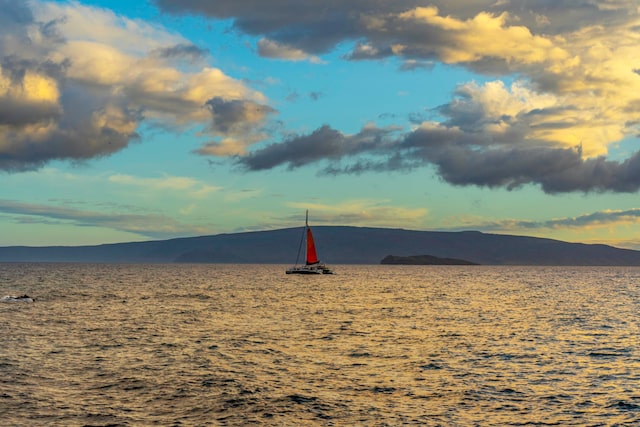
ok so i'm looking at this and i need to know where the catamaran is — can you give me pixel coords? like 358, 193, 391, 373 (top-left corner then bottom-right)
286, 210, 334, 274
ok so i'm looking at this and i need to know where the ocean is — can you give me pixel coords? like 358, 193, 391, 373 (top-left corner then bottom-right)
1, 263, 640, 426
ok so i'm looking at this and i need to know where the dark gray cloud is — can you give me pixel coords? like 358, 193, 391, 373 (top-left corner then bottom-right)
150, 43, 208, 62
154, 0, 638, 57
154, 0, 392, 54
0, 96, 61, 127
0, 0, 34, 34
401, 126, 640, 193
344, 42, 395, 61
236, 116, 640, 194
205, 97, 276, 134
237, 124, 398, 171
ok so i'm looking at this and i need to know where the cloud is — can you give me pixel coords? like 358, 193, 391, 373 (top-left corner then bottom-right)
236, 123, 640, 194
154, 0, 381, 54
234, 77, 640, 193
0, 1, 269, 171
156, 0, 640, 194
545, 209, 640, 229
223, 188, 263, 203
447, 208, 640, 234
194, 97, 277, 156
341, 6, 571, 74
108, 174, 221, 198
153, 1, 638, 54
5, 1, 640, 196
257, 38, 321, 63
286, 200, 428, 228
150, 43, 208, 62
0, 199, 208, 239
237, 124, 400, 171
204, 97, 276, 135
399, 59, 435, 72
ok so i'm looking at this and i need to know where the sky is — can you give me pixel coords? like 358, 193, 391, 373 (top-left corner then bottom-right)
3, 0, 640, 249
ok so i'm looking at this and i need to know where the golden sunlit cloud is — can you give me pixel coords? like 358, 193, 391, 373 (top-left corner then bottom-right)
257, 38, 323, 63
0, 1, 271, 171
396, 7, 568, 65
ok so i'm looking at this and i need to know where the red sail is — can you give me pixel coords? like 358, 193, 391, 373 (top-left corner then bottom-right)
306, 227, 319, 265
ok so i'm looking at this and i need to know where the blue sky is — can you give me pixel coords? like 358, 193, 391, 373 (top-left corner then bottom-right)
3, 0, 640, 248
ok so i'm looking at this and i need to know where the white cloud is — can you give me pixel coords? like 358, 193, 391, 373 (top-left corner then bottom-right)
35, 1, 184, 55
108, 173, 221, 198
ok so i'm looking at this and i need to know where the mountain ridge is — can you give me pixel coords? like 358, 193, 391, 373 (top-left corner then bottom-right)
1, 226, 639, 265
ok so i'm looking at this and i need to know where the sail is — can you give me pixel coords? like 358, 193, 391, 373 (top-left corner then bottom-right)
305, 227, 319, 265
286, 210, 333, 274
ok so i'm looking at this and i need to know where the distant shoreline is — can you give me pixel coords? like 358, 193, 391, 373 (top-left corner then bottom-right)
2, 226, 640, 265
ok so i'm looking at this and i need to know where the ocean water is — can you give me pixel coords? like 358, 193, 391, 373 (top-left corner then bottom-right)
1, 264, 640, 426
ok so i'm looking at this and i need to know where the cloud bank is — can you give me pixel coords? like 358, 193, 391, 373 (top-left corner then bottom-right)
236, 80, 640, 193
0, 199, 208, 239
154, 0, 640, 193
0, 1, 270, 171
448, 208, 640, 235
4, 0, 640, 196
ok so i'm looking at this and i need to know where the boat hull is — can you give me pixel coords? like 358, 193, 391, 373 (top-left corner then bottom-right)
286, 265, 333, 274
285, 210, 335, 275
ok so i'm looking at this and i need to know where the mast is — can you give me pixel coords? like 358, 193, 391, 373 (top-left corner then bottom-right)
293, 210, 308, 266
304, 210, 308, 262
286, 209, 332, 274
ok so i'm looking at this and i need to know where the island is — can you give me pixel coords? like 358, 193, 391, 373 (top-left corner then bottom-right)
380, 254, 479, 265
3, 227, 640, 265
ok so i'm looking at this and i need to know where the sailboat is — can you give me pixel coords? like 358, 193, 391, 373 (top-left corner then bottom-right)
286, 210, 334, 274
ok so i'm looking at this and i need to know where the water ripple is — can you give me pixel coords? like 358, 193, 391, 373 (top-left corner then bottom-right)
2, 264, 640, 425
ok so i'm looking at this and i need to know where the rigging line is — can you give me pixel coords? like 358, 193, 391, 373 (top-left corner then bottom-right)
294, 223, 305, 266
